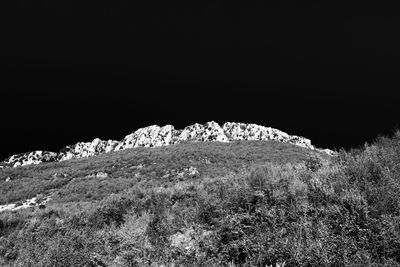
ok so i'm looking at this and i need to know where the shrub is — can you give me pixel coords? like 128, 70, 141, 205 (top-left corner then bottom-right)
87, 194, 136, 228
3, 132, 400, 265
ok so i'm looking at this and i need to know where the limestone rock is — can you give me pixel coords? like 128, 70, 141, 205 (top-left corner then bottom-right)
115, 124, 175, 150
2, 151, 58, 168
58, 138, 119, 161
1, 121, 333, 168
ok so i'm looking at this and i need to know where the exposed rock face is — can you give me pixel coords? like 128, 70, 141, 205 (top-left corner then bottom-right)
115, 125, 175, 150
1, 121, 334, 168
3, 151, 58, 167
58, 138, 119, 161
176, 121, 230, 143
222, 122, 313, 149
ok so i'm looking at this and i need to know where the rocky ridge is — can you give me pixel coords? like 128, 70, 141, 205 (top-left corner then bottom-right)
1, 121, 334, 168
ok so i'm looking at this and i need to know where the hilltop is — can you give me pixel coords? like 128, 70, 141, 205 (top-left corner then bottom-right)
1, 121, 333, 168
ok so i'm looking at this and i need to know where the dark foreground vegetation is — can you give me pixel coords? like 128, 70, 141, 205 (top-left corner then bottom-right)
1, 134, 400, 266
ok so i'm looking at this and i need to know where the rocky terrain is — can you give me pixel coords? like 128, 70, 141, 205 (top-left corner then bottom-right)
2, 129, 399, 266
0, 195, 51, 213
1, 121, 333, 168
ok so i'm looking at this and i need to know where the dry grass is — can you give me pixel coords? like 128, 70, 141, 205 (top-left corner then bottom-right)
3, 133, 400, 266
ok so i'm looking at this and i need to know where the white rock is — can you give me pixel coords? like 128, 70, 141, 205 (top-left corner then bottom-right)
0, 203, 16, 212
2, 151, 58, 168
58, 138, 119, 161
187, 166, 199, 176
115, 124, 175, 150
0, 195, 51, 212
317, 148, 337, 156
177, 121, 229, 143
223, 122, 314, 149
2, 121, 333, 167
96, 172, 108, 178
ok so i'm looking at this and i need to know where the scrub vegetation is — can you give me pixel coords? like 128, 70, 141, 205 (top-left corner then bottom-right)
1, 133, 400, 266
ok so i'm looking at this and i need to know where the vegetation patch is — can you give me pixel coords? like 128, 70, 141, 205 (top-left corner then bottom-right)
1, 134, 400, 266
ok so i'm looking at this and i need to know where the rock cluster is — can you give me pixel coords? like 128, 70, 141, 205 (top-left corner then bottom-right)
1, 121, 333, 168
3, 151, 58, 168
58, 138, 119, 161
86, 172, 109, 178
162, 166, 200, 179
0, 195, 51, 212
223, 122, 313, 149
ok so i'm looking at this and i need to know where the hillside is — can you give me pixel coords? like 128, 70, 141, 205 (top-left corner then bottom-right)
0, 140, 324, 207
1, 132, 400, 266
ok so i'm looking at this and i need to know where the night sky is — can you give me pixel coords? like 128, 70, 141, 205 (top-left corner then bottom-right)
1, 2, 400, 160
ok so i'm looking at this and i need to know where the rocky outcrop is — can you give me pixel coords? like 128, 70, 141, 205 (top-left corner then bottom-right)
176, 121, 230, 143
115, 125, 175, 150
58, 138, 119, 161
3, 151, 58, 167
1, 121, 334, 168
222, 122, 313, 149
0, 195, 51, 212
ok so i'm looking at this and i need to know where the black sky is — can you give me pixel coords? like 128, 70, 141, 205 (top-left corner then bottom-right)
1, 2, 400, 159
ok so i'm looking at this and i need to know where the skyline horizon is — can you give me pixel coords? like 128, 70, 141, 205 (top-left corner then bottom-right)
0, 120, 335, 168
1, 116, 399, 161
2, 3, 400, 160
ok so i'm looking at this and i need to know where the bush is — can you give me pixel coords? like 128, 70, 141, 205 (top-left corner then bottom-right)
2, 132, 400, 265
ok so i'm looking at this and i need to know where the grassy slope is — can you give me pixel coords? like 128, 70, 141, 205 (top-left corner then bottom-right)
0, 140, 324, 205
4, 135, 400, 266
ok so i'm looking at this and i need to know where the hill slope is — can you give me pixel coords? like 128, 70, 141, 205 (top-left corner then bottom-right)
1, 132, 400, 266
0, 140, 326, 207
